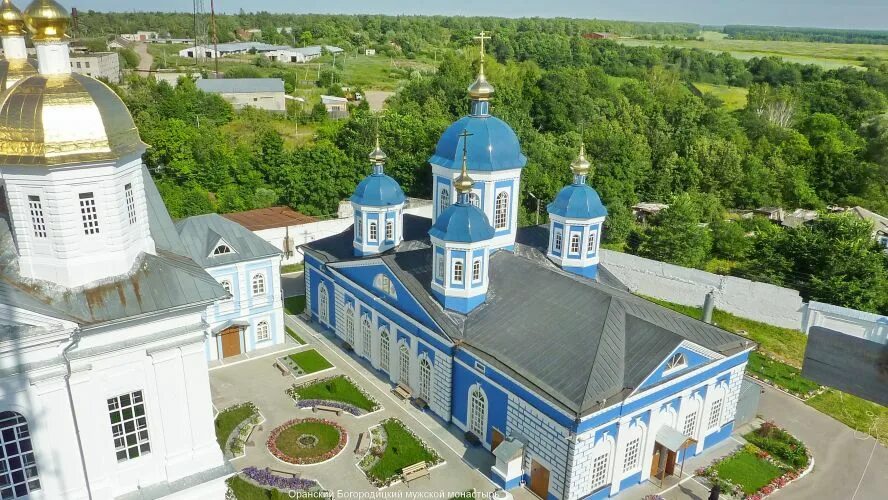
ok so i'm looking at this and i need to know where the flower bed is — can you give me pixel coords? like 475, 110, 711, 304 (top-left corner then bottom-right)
696, 423, 811, 500
288, 375, 381, 414
215, 402, 260, 458
240, 466, 320, 491
267, 418, 347, 465
360, 418, 442, 487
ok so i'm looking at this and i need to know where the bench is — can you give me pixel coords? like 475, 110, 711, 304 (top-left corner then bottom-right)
353, 432, 366, 454
274, 361, 288, 376
393, 384, 411, 400
268, 468, 301, 479
313, 404, 342, 416
402, 461, 429, 483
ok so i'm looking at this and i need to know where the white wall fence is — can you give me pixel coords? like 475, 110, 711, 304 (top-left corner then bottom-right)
802, 301, 888, 345
600, 249, 804, 330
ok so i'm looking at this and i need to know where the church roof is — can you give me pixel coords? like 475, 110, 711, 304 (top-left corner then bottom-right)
303, 217, 752, 417
548, 183, 608, 220
350, 173, 407, 207
429, 203, 494, 243
429, 115, 527, 172
0, 167, 227, 328
175, 213, 282, 269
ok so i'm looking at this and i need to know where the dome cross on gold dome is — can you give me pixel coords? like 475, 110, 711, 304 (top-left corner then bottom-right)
468, 30, 495, 101
0, 0, 26, 36
454, 128, 476, 196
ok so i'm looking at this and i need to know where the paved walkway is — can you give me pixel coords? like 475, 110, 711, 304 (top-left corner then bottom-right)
135, 42, 153, 73
209, 314, 499, 495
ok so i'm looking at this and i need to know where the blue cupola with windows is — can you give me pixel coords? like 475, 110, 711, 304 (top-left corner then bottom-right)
429, 32, 526, 252
351, 133, 406, 256
429, 131, 494, 314
546, 144, 607, 278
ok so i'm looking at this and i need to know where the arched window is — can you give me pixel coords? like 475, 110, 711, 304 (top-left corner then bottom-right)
435, 253, 445, 281
666, 352, 687, 371
374, 274, 396, 298
494, 192, 509, 229
468, 385, 487, 439
256, 320, 270, 341
419, 357, 432, 402
621, 421, 646, 474
682, 394, 703, 439
369, 221, 378, 242
355, 216, 362, 240
344, 304, 355, 344
251, 273, 266, 296
468, 192, 480, 208
385, 220, 394, 241
399, 343, 410, 385
0, 411, 41, 497
587, 231, 597, 253
554, 230, 563, 252
439, 188, 450, 214
569, 233, 581, 254
213, 244, 232, 255
318, 285, 329, 324
379, 328, 390, 372
472, 258, 482, 282
362, 315, 372, 357
452, 260, 463, 284
220, 279, 233, 301
589, 437, 614, 493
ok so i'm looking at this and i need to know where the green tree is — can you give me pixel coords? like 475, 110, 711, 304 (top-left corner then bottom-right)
638, 193, 712, 268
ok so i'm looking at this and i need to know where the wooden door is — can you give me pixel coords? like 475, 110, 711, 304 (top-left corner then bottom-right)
220, 327, 241, 358
665, 450, 677, 476
491, 429, 504, 451
651, 446, 661, 478
530, 459, 549, 499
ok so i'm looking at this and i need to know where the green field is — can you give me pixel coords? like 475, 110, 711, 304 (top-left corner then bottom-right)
693, 82, 749, 111
618, 32, 887, 68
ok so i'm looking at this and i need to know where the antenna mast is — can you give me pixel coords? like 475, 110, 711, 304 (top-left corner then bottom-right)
192, 0, 209, 67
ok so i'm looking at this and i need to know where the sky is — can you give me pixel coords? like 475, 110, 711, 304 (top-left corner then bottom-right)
68, 0, 888, 31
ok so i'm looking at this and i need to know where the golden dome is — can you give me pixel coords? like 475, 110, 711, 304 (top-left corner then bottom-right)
0, 58, 38, 91
23, 0, 68, 42
454, 152, 475, 194
570, 143, 591, 176
0, 73, 146, 166
467, 63, 495, 100
0, 0, 26, 36
368, 134, 387, 164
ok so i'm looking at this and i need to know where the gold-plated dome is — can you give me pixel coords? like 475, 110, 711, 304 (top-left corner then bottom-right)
0, 73, 145, 166
368, 134, 387, 164
570, 143, 591, 176
23, 0, 68, 42
467, 67, 495, 100
0, 58, 38, 91
0, 0, 26, 36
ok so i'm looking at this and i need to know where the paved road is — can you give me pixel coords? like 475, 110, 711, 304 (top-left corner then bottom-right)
757, 385, 887, 500
363, 90, 394, 111
281, 271, 304, 297
134, 42, 153, 73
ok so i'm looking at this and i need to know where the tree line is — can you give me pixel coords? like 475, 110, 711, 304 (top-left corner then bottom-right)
722, 25, 888, 45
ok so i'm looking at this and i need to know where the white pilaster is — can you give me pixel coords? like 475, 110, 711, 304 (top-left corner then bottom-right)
149, 347, 194, 481
35, 40, 71, 75
1, 35, 27, 60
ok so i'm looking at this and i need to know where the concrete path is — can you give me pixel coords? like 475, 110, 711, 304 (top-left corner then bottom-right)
364, 90, 394, 112
135, 42, 153, 73
209, 313, 499, 495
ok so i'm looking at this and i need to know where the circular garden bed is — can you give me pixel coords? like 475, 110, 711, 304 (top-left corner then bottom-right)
267, 418, 347, 465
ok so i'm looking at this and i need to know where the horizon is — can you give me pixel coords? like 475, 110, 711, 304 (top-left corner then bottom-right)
65, 1, 888, 32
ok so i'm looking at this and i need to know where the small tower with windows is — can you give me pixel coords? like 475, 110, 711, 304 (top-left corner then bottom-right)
429, 131, 494, 314
546, 144, 607, 278
351, 132, 406, 256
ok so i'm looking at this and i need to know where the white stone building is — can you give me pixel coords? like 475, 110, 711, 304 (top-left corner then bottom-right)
0, 2, 229, 498
196, 78, 287, 113
69, 51, 120, 83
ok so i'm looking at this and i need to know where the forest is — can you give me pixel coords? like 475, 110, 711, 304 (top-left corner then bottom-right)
722, 25, 888, 45
111, 19, 888, 314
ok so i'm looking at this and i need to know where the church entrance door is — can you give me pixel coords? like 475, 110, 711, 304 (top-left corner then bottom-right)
529, 459, 549, 499
651, 446, 662, 478
491, 428, 504, 451
220, 327, 242, 358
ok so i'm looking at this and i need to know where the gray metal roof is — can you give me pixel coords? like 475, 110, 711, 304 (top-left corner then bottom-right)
0, 167, 227, 328
196, 78, 284, 94
175, 213, 282, 269
306, 217, 752, 417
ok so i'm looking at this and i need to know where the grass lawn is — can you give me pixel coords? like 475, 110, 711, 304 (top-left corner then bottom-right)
226, 476, 291, 500
294, 375, 377, 411
214, 404, 257, 449
284, 295, 306, 315
338, 54, 437, 91
806, 390, 888, 447
274, 421, 341, 459
643, 296, 807, 366
746, 352, 821, 396
281, 263, 305, 274
693, 82, 749, 111
285, 326, 305, 344
715, 450, 785, 495
369, 420, 439, 482
288, 350, 333, 374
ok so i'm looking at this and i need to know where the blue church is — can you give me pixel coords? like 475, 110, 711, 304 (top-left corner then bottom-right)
303, 43, 754, 500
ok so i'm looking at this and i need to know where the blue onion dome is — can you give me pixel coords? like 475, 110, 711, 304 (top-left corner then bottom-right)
429, 204, 495, 243
429, 115, 527, 172
350, 135, 406, 207
547, 145, 607, 219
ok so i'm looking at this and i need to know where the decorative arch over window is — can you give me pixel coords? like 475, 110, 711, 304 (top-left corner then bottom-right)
368, 221, 378, 242
452, 260, 464, 284
468, 384, 487, 440
344, 304, 355, 344
0, 411, 41, 497
472, 258, 482, 282
418, 356, 432, 402
621, 420, 647, 474
362, 315, 373, 357
398, 343, 410, 385
439, 188, 450, 214
494, 192, 509, 229
251, 273, 266, 296
665, 352, 687, 372
256, 320, 270, 341
385, 219, 394, 240
554, 229, 563, 252
373, 274, 397, 298
681, 393, 704, 439
318, 285, 329, 324
707, 382, 728, 430
379, 328, 390, 372
569, 233, 581, 254
587, 230, 597, 253
212, 243, 233, 256
588, 434, 615, 493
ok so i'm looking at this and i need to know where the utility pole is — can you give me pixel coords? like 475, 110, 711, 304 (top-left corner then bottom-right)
210, 0, 219, 77
528, 192, 541, 225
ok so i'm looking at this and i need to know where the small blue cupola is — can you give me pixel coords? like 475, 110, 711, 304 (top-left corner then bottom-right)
546, 144, 608, 278
351, 133, 406, 256
429, 130, 494, 314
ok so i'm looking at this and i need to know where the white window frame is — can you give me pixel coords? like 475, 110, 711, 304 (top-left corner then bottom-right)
379, 328, 390, 372
385, 219, 394, 241
683, 410, 698, 438
219, 279, 234, 302
590, 452, 609, 491
256, 320, 270, 341
569, 232, 581, 254
472, 257, 482, 282
468, 385, 487, 440
28, 195, 47, 239
213, 244, 233, 255
79, 192, 100, 235
251, 273, 266, 296
108, 390, 151, 462
468, 192, 481, 208
362, 315, 372, 357
369, 221, 378, 242
418, 356, 432, 402
439, 187, 450, 214
587, 230, 597, 253
452, 259, 464, 284
554, 229, 563, 252
494, 191, 509, 229
0, 411, 41, 497
664, 352, 688, 374
708, 398, 723, 430
318, 285, 329, 324
435, 252, 445, 281
124, 182, 137, 225
399, 343, 410, 385
344, 304, 355, 344
355, 216, 362, 240
623, 437, 641, 473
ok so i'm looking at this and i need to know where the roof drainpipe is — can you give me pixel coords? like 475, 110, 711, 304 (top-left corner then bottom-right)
62, 329, 94, 500
702, 291, 715, 324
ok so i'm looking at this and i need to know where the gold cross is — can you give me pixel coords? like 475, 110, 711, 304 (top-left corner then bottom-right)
473, 30, 491, 58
